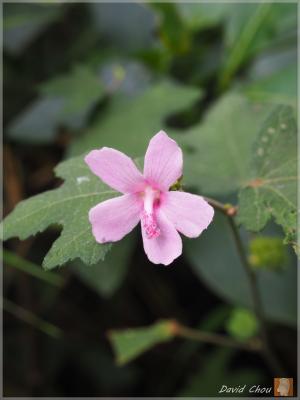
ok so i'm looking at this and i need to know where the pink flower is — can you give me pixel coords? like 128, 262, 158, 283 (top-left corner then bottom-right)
85, 131, 214, 265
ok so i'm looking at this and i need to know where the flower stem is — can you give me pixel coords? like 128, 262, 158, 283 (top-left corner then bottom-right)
173, 322, 262, 352
204, 196, 237, 216
227, 216, 285, 376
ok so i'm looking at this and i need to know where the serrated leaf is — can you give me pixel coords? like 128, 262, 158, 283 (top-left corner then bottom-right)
185, 212, 297, 326
180, 93, 271, 195
238, 106, 297, 252
109, 320, 176, 365
2, 155, 119, 269
40, 64, 105, 115
69, 80, 201, 157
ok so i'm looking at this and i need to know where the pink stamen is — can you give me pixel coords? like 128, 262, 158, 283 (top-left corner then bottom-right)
141, 211, 160, 239
142, 186, 161, 239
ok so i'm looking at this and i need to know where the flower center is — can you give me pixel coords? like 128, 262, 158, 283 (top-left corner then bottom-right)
141, 186, 161, 239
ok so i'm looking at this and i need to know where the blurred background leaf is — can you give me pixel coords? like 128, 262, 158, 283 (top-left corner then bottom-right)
6, 96, 91, 144
220, 3, 297, 89
69, 81, 201, 157
39, 64, 105, 115
244, 63, 297, 105
6, 59, 152, 144
226, 308, 258, 341
248, 236, 288, 270
88, 3, 157, 52
176, 3, 229, 30
180, 93, 271, 195
4, 3, 64, 55
109, 320, 176, 365
72, 233, 136, 298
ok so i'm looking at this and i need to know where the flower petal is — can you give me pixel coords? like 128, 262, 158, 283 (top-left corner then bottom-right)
89, 194, 142, 243
143, 131, 183, 191
161, 191, 214, 238
85, 147, 145, 194
141, 209, 182, 265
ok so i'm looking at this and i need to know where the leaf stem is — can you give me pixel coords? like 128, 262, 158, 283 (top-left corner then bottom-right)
3, 249, 64, 288
3, 298, 62, 339
227, 216, 285, 375
206, 195, 286, 374
173, 322, 262, 352
218, 3, 271, 90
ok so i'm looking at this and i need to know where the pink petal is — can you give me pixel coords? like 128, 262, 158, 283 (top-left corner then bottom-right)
144, 131, 183, 191
141, 209, 182, 265
85, 148, 145, 194
89, 194, 143, 243
161, 191, 214, 238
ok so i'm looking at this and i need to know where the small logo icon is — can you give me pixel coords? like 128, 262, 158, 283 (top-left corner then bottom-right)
274, 378, 293, 397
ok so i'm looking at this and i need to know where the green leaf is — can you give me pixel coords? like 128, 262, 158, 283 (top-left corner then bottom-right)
69, 81, 201, 157
180, 93, 271, 195
40, 64, 105, 115
108, 320, 176, 365
150, 3, 191, 54
220, 3, 297, 89
238, 105, 297, 253
185, 212, 297, 326
176, 3, 229, 30
244, 64, 297, 106
6, 96, 91, 144
2, 155, 119, 270
4, 4, 63, 55
73, 233, 135, 298
226, 308, 258, 341
248, 236, 288, 270
220, 3, 272, 88
88, 3, 156, 51
4, 3, 62, 30
7, 61, 150, 144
